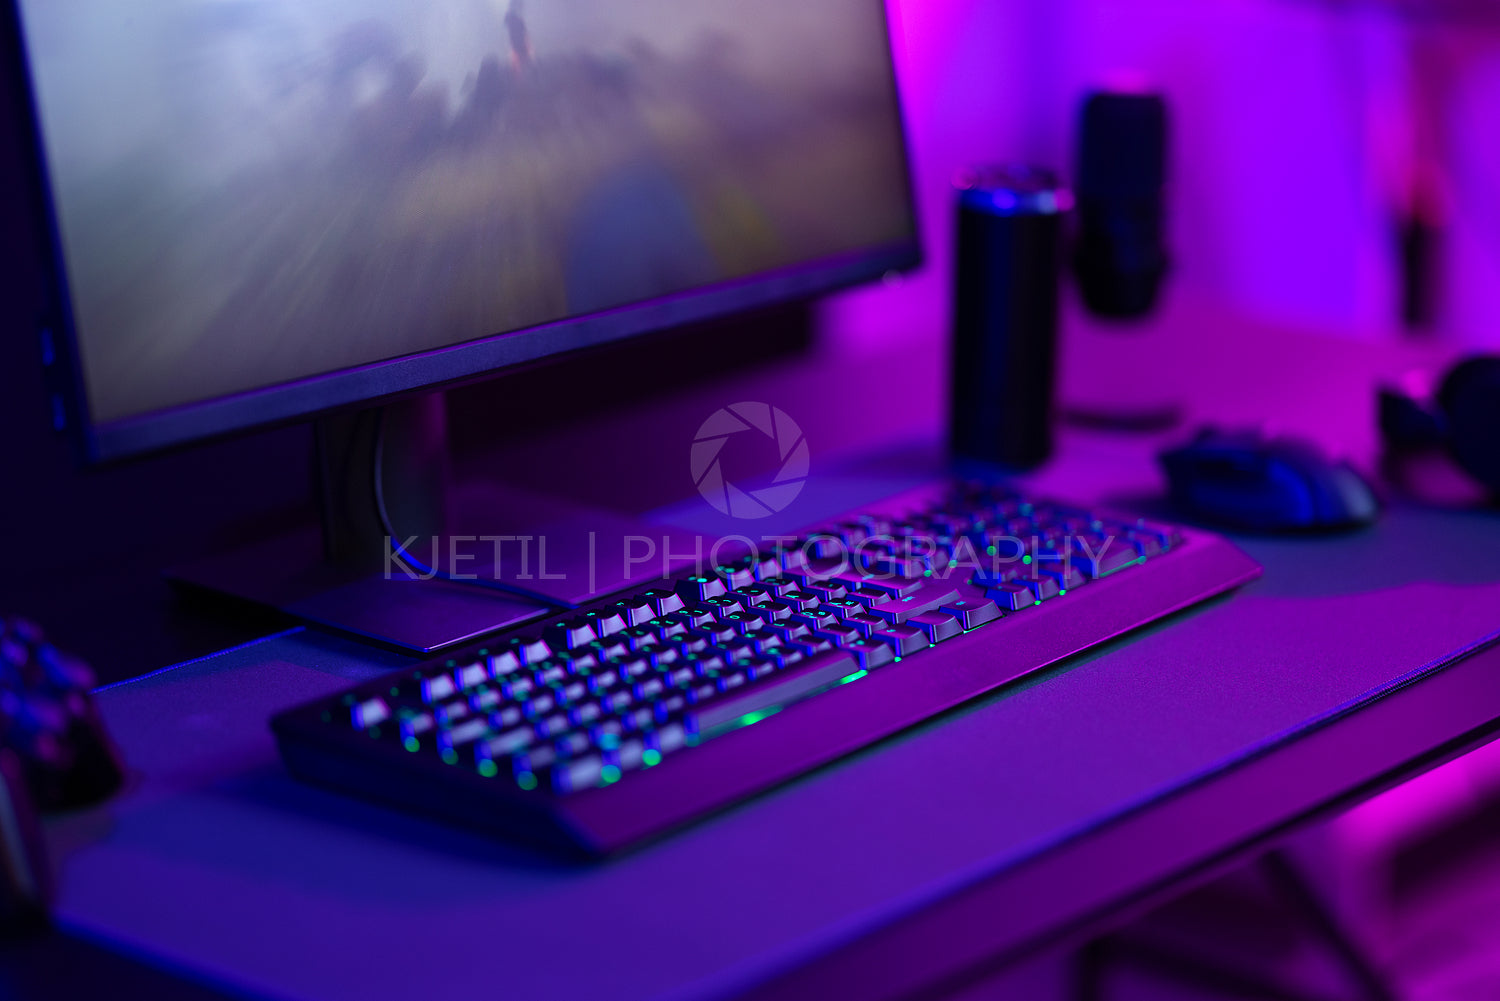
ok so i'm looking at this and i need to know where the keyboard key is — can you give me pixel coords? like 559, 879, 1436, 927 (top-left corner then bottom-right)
830, 521, 869, 545
439, 717, 493, 751
543, 617, 597, 650
1075, 537, 1144, 578
533, 662, 568, 686
687, 622, 737, 645
719, 611, 763, 633
555, 731, 591, 757
711, 559, 758, 589
1126, 531, 1164, 557
477, 727, 534, 759
677, 606, 719, 628
585, 638, 629, 662
771, 620, 812, 644
455, 662, 489, 689
398, 710, 434, 739
615, 739, 646, 770
846, 613, 888, 637
757, 576, 798, 597
676, 575, 728, 603
646, 615, 690, 638
1017, 576, 1062, 602
612, 598, 656, 627
939, 598, 1001, 630
350, 697, 390, 729
750, 553, 784, 580
867, 585, 960, 625
632, 677, 665, 700
635, 644, 680, 667
823, 598, 868, 620
727, 584, 776, 607
486, 650, 524, 676
620, 626, 659, 650
580, 609, 628, 637
779, 588, 821, 611
757, 600, 794, 622
617, 658, 652, 679
872, 624, 929, 657
910, 612, 962, 644
554, 755, 604, 793
640, 589, 686, 616
789, 606, 839, 630
684, 651, 859, 735
495, 636, 552, 665
768, 543, 811, 573
732, 627, 772, 652
844, 638, 896, 671
700, 597, 741, 618
806, 580, 850, 602
985, 582, 1037, 611
970, 565, 1025, 589
1036, 564, 1089, 591
813, 624, 864, 647
1130, 520, 1181, 551
421, 675, 457, 704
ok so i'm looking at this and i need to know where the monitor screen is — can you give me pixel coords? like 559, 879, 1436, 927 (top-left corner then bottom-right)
12, 0, 917, 459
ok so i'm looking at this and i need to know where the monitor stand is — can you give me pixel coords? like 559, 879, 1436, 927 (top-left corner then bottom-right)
168, 393, 546, 653
169, 393, 711, 654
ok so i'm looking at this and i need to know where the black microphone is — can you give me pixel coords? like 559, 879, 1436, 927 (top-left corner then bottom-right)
1073, 91, 1169, 319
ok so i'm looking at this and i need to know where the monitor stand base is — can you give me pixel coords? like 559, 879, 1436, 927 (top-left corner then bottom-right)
168, 523, 551, 654
168, 393, 551, 654
168, 393, 710, 654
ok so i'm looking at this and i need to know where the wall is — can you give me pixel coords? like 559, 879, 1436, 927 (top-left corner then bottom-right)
824, 0, 1500, 353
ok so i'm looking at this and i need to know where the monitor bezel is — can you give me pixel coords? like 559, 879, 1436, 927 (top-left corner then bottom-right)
3, 0, 921, 465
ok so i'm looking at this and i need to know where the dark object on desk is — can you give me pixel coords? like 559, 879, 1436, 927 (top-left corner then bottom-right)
0, 618, 120, 934
1160, 429, 1379, 533
272, 480, 1260, 856
0, 618, 123, 811
0, 749, 50, 933
1073, 90, 1169, 319
1380, 355, 1500, 501
950, 165, 1070, 471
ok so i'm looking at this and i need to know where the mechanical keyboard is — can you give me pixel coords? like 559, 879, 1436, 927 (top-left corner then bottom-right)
272, 480, 1261, 856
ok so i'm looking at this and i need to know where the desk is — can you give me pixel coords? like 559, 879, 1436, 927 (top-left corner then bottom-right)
36, 417, 1500, 1001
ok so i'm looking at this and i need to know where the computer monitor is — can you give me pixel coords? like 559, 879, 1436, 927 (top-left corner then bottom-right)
8, 0, 918, 463
5, 0, 919, 650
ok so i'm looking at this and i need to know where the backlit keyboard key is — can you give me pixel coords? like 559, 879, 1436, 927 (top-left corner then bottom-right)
845, 638, 896, 670
985, 582, 1037, 611
543, 617, 598, 650
640, 589, 686, 615
456, 662, 489, 689
554, 756, 603, 792
676, 575, 728, 603
350, 697, 390, 729
421, 675, 457, 704
910, 612, 961, 644
939, 598, 1001, 630
867, 585, 960, 625
477, 728, 533, 759
872, 624, 929, 657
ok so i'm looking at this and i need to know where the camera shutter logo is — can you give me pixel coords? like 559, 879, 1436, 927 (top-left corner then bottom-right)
690, 403, 809, 519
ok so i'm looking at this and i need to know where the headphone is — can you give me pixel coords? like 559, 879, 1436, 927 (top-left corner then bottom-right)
1379, 355, 1500, 499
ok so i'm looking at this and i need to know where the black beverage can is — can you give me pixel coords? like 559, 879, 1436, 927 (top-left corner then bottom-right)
950, 165, 1072, 471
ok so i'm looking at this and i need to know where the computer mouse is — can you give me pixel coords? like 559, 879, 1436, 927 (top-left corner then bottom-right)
1159, 429, 1379, 532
